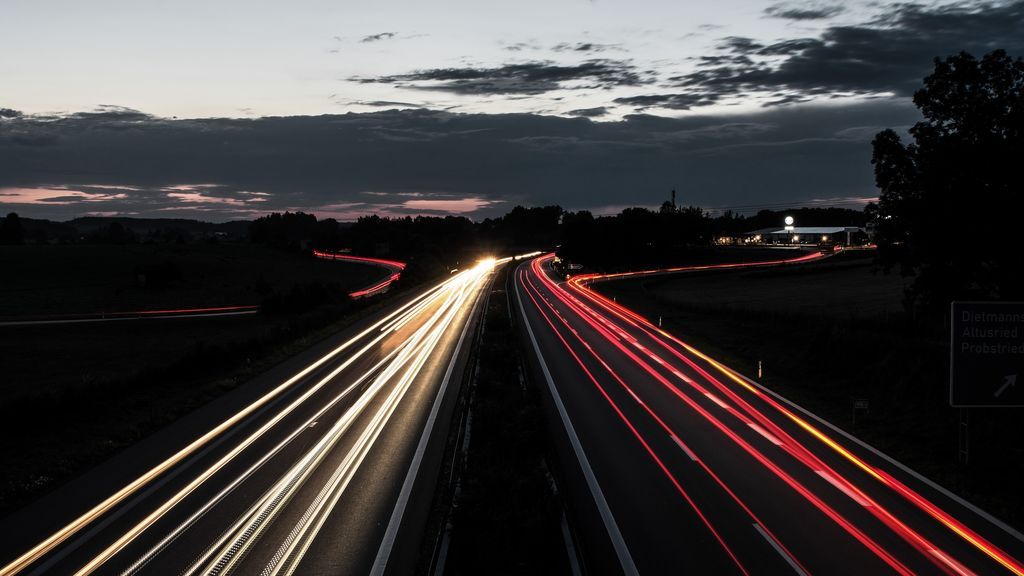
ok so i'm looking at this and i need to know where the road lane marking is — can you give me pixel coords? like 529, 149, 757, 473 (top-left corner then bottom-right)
670, 435, 699, 462
929, 548, 976, 576
815, 470, 872, 507
747, 422, 783, 446
515, 265, 639, 576
753, 523, 808, 576
704, 392, 732, 411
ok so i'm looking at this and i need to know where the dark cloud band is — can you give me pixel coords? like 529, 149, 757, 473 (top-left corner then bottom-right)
0, 102, 918, 221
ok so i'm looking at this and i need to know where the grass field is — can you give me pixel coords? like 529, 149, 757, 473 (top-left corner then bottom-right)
601, 249, 1024, 530
638, 250, 907, 320
0, 242, 398, 513
0, 242, 382, 316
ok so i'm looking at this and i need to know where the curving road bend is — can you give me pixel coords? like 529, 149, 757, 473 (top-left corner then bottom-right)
0, 258, 499, 576
515, 253, 1024, 575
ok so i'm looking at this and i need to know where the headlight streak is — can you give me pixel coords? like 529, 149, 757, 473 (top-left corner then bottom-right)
2, 262, 491, 576
118, 349, 405, 576
105, 267, 487, 576
540, 252, 1019, 573
260, 258, 496, 576
263, 284, 474, 576
189, 272, 477, 576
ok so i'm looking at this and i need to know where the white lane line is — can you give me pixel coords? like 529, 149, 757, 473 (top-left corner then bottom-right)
929, 548, 975, 576
516, 266, 639, 576
747, 422, 783, 446
670, 370, 692, 383
704, 392, 731, 411
732, 371, 1024, 544
369, 276, 486, 575
815, 470, 872, 507
753, 523, 807, 576
670, 435, 699, 462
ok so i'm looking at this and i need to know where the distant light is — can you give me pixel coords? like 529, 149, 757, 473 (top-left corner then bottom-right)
792, 235, 800, 242
784, 215, 794, 226
822, 235, 828, 242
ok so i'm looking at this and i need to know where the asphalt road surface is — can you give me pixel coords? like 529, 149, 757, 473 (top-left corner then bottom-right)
515, 253, 1024, 576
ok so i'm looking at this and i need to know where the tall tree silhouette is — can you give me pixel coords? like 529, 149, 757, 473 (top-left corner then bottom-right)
870, 50, 1024, 310
0, 213, 24, 245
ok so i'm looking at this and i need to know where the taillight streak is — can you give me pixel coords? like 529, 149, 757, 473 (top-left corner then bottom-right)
520, 268, 809, 575
564, 255, 1024, 576
517, 268, 750, 575
526, 256, 917, 575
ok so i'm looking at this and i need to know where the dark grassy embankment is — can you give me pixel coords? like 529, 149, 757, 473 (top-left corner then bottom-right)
601, 249, 1024, 530
0, 242, 382, 317
428, 264, 570, 575
0, 242, 401, 515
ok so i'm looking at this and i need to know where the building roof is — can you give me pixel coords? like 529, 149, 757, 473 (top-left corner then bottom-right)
748, 226, 861, 235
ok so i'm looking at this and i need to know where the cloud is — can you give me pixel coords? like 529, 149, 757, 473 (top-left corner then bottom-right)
764, 3, 844, 20
348, 100, 427, 108
502, 41, 540, 52
360, 32, 396, 43
567, 107, 609, 118
0, 102, 921, 221
551, 42, 617, 53
614, 93, 720, 110
350, 59, 648, 95
625, 1, 1024, 112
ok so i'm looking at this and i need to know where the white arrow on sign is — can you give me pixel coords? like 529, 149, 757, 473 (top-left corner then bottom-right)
994, 374, 1017, 398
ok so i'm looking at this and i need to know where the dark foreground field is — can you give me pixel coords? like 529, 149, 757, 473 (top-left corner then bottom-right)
0, 242, 382, 317
0, 242, 394, 514
601, 249, 1024, 530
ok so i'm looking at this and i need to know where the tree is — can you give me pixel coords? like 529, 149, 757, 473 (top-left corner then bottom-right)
870, 50, 1024, 311
0, 212, 25, 245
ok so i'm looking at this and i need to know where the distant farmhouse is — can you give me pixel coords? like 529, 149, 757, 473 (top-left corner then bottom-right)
719, 216, 867, 247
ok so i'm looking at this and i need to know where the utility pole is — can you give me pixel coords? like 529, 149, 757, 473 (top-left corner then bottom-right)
671, 188, 677, 210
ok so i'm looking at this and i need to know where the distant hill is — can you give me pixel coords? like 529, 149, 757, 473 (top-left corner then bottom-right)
68, 216, 251, 237
14, 216, 252, 243
19, 217, 79, 243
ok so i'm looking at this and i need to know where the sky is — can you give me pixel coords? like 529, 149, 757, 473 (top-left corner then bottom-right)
2, 0, 1023, 221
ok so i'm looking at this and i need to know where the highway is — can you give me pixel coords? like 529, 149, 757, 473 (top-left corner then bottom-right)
515, 253, 1024, 575
0, 257, 498, 576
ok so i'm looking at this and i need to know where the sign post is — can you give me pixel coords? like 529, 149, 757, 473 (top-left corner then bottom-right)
950, 301, 1024, 407
852, 398, 869, 427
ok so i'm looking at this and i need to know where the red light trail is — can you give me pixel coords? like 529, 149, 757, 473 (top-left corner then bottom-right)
312, 249, 407, 299
516, 251, 1024, 575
